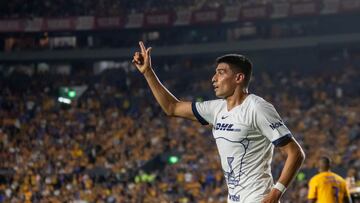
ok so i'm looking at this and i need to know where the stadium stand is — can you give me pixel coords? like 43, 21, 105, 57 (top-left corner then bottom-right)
0, 55, 359, 202
0, 0, 360, 202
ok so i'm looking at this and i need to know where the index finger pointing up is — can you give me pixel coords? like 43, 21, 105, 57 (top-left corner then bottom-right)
139, 41, 146, 54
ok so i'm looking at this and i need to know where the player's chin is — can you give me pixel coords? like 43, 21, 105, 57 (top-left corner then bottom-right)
214, 92, 226, 99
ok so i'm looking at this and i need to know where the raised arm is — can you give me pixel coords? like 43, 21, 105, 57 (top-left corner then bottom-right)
132, 41, 196, 120
263, 138, 305, 203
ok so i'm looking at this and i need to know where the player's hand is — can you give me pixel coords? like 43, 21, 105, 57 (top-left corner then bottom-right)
132, 41, 152, 74
261, 188, 281, 203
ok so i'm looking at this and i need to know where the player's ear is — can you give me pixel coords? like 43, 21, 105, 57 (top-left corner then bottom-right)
235, 73, 245, 84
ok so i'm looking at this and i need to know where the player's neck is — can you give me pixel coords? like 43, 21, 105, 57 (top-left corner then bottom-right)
225, 89, 248, 111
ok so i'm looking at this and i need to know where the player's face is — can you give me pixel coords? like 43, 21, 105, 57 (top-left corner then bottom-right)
212, 63, 239, 98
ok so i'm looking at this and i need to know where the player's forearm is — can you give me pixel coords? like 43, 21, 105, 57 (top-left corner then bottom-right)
143, 68, 179, 116
277, 141, 305, 188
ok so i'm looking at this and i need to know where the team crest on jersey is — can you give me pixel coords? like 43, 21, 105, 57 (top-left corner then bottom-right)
225, 156, 240, 186
214, 123, 241, 132
229, 194, 240, 202
222, 138, 250, 194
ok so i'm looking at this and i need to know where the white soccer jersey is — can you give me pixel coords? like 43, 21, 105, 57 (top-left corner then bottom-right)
192, 94, 292, 203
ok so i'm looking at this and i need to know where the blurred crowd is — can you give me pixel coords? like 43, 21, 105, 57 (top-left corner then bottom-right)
0, 0, 278, 18
0, 57, 359, 202
3, 0, 359, 53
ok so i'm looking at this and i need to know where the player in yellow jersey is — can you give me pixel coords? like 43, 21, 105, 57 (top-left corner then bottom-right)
308, 156, 352, 203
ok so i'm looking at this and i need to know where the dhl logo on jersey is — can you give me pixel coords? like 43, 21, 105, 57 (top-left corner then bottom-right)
214, 123, 241, 132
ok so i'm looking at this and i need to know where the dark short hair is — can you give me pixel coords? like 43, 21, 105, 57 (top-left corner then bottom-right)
320, 156, 331, 169
216, 54, 253, 87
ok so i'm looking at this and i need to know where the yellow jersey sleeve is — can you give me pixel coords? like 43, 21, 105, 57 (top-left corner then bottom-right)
308, 177, 318, 200
343, 180, 351, 200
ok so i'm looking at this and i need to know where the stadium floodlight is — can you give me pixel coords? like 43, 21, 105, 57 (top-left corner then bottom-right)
68, 90, 76, 98
58, 86, 87, 103
168, 155, 179, 164
58, 97, 71, 104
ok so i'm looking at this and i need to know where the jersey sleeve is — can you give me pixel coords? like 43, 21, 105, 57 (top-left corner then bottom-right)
253, 101, 292, 147
192, 100, 219, 125
342, 180, 352, 199
307, 178, 317, 200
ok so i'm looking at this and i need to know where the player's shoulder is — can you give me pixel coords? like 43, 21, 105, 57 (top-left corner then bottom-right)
310, 173, 321, 181
331, 172, 347, 182
198, 99, 226, 111
309, 173, 324, 185
311, 172, 344, 182
247, 94, 270, 104
201, 98, 226, 106
246, 94, 274, 109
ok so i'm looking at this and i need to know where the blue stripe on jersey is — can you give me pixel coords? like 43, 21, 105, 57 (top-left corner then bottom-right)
215, 137, 245, 143
272, 133, 292, 147
191, 102, 209, 125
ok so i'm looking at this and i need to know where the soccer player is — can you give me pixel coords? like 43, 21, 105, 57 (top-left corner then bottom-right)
308, 156, 352, 203
132, 41, 305, 203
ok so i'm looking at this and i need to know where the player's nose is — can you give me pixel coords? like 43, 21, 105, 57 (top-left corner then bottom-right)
211, 74, 217, 83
